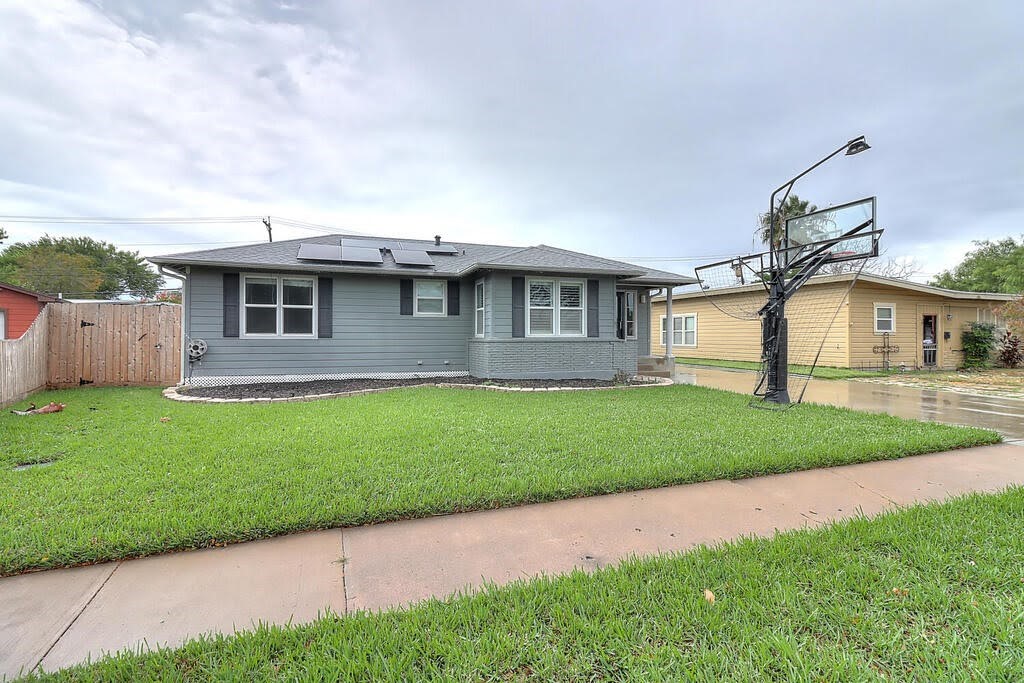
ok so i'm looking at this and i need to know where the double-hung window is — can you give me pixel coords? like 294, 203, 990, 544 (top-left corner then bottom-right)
558, 281, 584, 335
474, 280, 485, 336
243, 275, 315, 337
415, 280, 446, 316
527, 279, 585, 336
661, 314, 696, 347
874, 304, 894, 333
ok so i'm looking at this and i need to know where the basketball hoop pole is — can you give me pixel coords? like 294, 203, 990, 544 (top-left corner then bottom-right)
764, 135, 870, 404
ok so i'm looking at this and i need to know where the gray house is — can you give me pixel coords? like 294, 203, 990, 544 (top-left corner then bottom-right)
149, 234, 693, 385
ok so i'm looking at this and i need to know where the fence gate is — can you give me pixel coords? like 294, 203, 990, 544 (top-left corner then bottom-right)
48, 303, 181, 387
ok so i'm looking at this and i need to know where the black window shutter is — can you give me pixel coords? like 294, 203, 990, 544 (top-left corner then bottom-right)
511, 276, 525, 337
317, 276, 333, 338
399, 279, 413, 315
587, 279, 600, 337
223, 273, 239, 338
447, 279, 460, 316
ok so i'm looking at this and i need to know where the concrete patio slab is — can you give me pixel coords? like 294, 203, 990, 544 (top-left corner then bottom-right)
37, 529, 345, 675
0, 563, 114, 681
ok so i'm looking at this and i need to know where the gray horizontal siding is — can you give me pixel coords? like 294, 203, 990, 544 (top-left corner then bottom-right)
185, 267, 473, 378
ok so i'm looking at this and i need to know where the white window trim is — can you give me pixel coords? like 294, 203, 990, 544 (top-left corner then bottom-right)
414, 279, 447, 317
618, 290, 637, 340
660, 313, 697, 348
874, 303, 895, 335
526, 278, 586, 337
474, 278, 485, 337
240, 273, 317, 339
681, 312, 697, 348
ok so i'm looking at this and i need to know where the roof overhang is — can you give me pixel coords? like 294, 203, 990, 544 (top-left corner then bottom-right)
654, 272, 1020, 302
619, 275, 698, 288
147, 257, 456, 278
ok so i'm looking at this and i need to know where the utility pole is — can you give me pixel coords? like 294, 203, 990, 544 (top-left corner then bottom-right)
263, 216, 272, 242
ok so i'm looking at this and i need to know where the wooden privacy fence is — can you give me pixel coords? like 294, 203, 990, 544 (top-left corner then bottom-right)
0, 306, 50, 407
47, 303, 181, 388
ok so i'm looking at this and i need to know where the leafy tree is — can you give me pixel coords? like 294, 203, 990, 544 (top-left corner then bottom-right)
819, 254, 921, 280
8, 249, 104, 295
0, 226, 7, 245
144, 290, 182, 304
931, 237, 1024, 293
0, 235, 161, 298
759, 195, 818, 249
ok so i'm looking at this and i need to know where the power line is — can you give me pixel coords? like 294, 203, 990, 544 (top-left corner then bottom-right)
0, 215, 262, 224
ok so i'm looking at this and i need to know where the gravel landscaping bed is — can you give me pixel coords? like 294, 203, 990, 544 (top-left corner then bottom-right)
181, 376, 657, 400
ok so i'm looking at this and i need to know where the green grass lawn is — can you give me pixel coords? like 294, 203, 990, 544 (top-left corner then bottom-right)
676, 356, 885, 379
0, 385, 997, 575
26, 488, 1024, 681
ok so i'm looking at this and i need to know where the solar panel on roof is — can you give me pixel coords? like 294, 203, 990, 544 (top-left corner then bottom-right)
340, 245, 384, 263
342, 237, 401, 251
391, 249, 435, 267
425, 244, 459, 255
296, 243, 342, 261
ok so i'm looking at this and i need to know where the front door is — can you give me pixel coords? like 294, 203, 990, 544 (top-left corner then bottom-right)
922, 314, 938, 367
615, 290, 636, 340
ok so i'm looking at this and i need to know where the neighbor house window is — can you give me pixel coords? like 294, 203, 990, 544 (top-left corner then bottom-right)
527, 279, 586, 336
874, 304, 894, 333
661, 314, 696, 347
475, 279, 485, 337
682, 314, 696, 346
243, 274, 315, 337
415, 280, 446, 316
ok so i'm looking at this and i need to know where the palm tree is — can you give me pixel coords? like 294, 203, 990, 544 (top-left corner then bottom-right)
759, 195, 817, 249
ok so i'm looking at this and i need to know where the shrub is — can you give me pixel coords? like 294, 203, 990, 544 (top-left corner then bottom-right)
997, 330, 1023, 368
961, 322, 996, 369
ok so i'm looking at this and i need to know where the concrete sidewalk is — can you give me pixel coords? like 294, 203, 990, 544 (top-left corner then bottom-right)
3, 443, 1024, 679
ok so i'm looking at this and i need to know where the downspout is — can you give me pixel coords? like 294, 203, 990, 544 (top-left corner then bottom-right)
157, 264, 188, 385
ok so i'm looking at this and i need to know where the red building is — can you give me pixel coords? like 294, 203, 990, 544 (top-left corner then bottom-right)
0, 282, 57, 339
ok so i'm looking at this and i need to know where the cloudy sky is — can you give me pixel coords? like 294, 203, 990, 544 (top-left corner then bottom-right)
1, 0, 1022, 283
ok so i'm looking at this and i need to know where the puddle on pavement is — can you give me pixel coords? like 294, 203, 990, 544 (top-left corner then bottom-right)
674, 367, 1024, 440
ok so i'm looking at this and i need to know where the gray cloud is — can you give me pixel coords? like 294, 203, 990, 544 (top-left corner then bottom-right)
0, 0, 1021, 280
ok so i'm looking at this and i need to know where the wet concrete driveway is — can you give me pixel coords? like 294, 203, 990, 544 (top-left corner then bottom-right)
674, 366, 1024, 440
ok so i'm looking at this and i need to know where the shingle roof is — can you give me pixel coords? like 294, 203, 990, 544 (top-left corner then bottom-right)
0, 281, 59, 302
149, 233, 694, 285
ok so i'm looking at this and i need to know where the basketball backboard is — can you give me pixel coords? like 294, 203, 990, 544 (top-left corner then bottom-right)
785, 196, 878, 264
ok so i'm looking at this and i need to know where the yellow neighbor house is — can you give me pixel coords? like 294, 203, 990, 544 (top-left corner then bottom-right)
651, 273, 1017, 371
